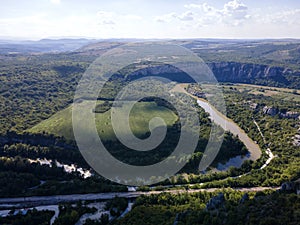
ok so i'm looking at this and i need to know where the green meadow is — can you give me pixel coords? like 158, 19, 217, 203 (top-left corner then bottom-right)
28, 101, 178, 141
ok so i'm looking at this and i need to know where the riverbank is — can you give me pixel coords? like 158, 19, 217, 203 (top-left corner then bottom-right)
171, 84, 262, 167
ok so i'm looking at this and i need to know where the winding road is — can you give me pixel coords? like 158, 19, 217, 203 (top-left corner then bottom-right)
253, 120, 275, 169
0, 187, 279, 209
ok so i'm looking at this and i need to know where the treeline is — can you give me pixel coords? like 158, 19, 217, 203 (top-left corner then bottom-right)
114, 190, 300, 225
0, 209, 54, 225
0, 154, 126, 197
0, 131, 88, 168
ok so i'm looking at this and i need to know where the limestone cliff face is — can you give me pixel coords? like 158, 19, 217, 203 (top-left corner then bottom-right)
207, 62, 286, 82
125, 62, 299, 88
208, 62, 300, 88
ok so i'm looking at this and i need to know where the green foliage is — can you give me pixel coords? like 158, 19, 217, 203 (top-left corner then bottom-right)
29, 101, 178, 141
0, 209, 54, 225
0, 145, 127, 197
0, 170, 39, 196
192, 40, 300, 70
93, 101, 113, 113
113, 205, 176, 225
115, 191, 300, 225
220, 87, 300, 187
53, 203, 96, 225
105, 197, 128, 217
84, 213, 109, 225
0, 53, 92, 134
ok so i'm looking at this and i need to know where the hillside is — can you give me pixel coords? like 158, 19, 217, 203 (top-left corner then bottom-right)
75, 39, 300, 88
28, 101, 178, 141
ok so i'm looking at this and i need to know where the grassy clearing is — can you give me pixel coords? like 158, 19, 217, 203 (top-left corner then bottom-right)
28, 101, 178, 141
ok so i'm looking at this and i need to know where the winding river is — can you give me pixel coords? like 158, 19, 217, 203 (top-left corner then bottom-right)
0, 85, 275, 224
196, 99, 262, 170
29, 86, 263, 172
172, 84, 262, 170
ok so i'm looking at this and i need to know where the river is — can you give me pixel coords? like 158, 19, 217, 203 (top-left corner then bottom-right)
196, 99, 262, 170
28, 158, 92, 178
171, 84, 262, 170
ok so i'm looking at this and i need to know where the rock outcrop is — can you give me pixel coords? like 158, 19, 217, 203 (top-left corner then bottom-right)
125, 62, 300, 88
263, 106, 278, 116
207, 62, 300, 88
208, 62, 289, 83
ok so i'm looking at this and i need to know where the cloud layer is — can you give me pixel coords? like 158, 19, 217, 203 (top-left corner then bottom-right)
157, 0, 251, 26
0, 0, 299, 39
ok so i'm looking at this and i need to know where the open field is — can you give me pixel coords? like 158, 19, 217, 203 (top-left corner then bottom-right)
28, 101, 178, 141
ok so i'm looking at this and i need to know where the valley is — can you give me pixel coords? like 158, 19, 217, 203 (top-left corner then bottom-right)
0, 39, 299, 224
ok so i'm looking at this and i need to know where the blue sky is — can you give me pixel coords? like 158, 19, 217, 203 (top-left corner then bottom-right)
0, 0, 300, 39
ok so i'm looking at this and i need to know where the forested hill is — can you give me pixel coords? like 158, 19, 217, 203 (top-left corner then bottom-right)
185, 39, 300, 88
0, 39, 299, 134
77, 39, 300, 88
0, 38, 98, 54
1, 38, 300, 88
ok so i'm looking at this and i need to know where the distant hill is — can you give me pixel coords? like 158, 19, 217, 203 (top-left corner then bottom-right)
0, 38, 99, 54
0, 38, 299, 92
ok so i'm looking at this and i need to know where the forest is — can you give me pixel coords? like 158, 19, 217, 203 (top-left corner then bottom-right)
0, 39, 299, 224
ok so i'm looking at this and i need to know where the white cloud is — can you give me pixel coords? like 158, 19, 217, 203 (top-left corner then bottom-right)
97, 11, 142, 27
97, 11, 116, 27
50, 0, 61, 5
0, 14, 46, 25
184, 3, 212, 12
177, 11, 194, 21
154, 13, 176, 23
0, 1, 299, 39
0, 10, 144, 39
184, 1, 300, 27
257, 9, 300, 25
224, 0, 247, 12
155, 11, 194, 23
172, 0, 250, 26
221, 0, 249, 24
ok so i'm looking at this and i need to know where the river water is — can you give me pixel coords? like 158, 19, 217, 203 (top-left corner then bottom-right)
28, 98, 262, 173
28, 158, 92, 178
196, 99, 262, 170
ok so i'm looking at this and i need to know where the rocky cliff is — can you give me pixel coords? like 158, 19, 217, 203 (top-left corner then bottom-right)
207, 62, 300, 88
123, 62, 300, 88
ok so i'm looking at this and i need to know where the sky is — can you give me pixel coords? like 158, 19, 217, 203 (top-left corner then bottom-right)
0, 0, 300, 40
